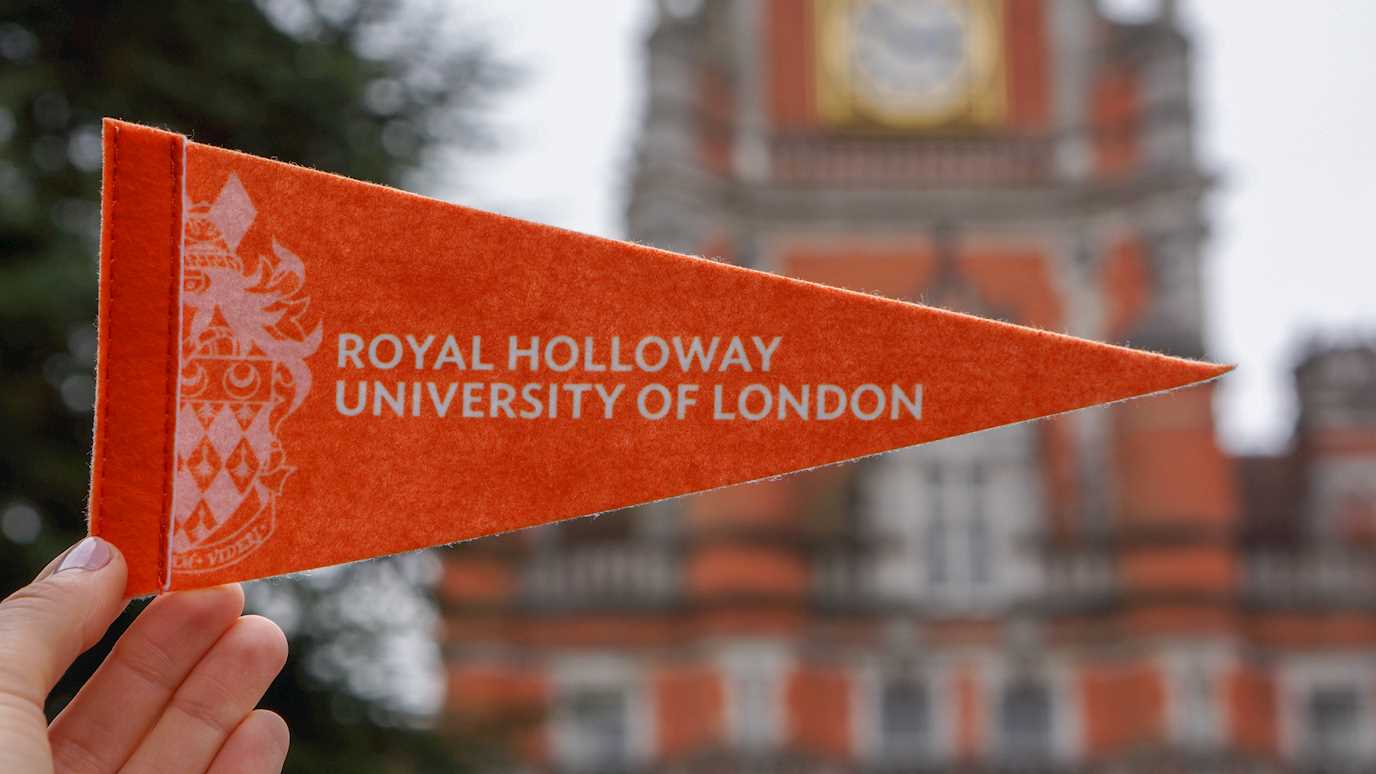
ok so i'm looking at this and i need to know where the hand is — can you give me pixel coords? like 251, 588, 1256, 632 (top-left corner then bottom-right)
0, 538, 290, 773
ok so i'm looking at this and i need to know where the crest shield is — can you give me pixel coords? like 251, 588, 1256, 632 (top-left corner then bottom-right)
171, 174, 320, 574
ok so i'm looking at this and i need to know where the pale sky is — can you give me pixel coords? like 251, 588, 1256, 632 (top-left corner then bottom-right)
449, 0, 1376, 454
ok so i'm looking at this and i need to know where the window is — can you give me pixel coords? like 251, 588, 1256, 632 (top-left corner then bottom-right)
722, 647, 783, 753
922, 462, 993, 592
926, 516, 947, 586
1000, 679, 1052, 757
880, 677, 931, 759
968, 515, 990, 586
562, 687, 629, 767
1308, 686, 1361, 761
863, 426, 1039, 606
1176, 662, 1219, 747
732, 668, 775, 751
923, 465, 946, 586
966, 463, 990, 586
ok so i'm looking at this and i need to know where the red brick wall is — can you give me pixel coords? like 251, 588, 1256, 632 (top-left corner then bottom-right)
1114, 386, 1236, 527
656, 664, 725, 758
1080, 660, 1167, 755
1040, 417, 1079, 537
1228, 664, 1278, 757
1005, 0, 1050, 131
1102, 236, 1151, 342
777, 243, 1061, 331
787, 664, 851, 758
448, 666, 549, 761
766, 0, 814, 128
698, 63, 734, 175
958, 247, 1062, 330
685, 477, 798, 529
955, 664, 984, 760
688, 545, 809, 597
1092, 65, 1141, 177
780, 245, 936, 301
440, 556, 516, 605
1122, 544, 1236, 595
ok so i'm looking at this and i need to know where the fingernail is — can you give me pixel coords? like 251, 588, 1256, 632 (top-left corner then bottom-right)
56, 537, 113, 574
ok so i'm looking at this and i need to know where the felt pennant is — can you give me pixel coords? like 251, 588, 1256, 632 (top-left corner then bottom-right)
88, 119, 1230, 597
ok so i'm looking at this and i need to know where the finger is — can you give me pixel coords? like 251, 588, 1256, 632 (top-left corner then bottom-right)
48, 584, 245, 774
0, 537, 127, 774
0, 538, 128, 702
206, 710, 289, 774
122, 615, 287, 774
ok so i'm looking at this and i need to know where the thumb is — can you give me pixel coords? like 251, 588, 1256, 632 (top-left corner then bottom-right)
0, 536, 128, 708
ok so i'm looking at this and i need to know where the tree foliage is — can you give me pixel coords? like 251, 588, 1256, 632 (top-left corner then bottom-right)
0, 1, 510, 769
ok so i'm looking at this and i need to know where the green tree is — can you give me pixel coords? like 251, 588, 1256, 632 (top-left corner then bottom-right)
0, 1, 510, 769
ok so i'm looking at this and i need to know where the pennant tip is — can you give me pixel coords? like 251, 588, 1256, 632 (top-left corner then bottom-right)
1201, 361, 1236, 380
1170, 358, 1234, 390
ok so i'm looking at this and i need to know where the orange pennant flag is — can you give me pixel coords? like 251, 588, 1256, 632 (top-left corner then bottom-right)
89, 119, 1230, 596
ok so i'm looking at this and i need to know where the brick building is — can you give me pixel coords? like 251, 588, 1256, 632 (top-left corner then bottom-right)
441, 2, 1376, 771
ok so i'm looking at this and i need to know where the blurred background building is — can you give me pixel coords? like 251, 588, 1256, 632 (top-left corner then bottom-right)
440, 1, 1376, 772
2, 1, 1374, 773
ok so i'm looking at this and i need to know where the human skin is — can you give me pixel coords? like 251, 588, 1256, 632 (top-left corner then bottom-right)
0, 538, 289, 773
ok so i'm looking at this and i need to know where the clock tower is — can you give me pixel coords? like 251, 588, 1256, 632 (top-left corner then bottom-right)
815, 0, 1007, 129
436, 2, 1344, 771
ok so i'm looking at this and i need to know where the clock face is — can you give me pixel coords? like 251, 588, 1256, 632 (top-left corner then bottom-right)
848, 0, 974, 120
814, 0, 1005, 130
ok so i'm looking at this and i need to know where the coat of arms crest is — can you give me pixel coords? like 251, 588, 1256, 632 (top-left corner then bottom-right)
171, 173, 321, 574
